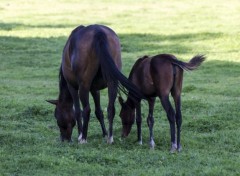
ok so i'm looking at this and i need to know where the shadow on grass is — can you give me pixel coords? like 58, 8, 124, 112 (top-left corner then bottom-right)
0, 22, 77, 31
0, 31, 224, 69
0, 22, 112, 31
119, 32, 222, 55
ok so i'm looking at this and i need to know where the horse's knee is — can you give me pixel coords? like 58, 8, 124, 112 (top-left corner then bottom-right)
95, 109, 103, 118
83, 105, 91, 118
147, 115, 154, 127
107, 104, 115, 116
167, 109, 176, 124
176, 112, 182, 127
136, 116, 142, 124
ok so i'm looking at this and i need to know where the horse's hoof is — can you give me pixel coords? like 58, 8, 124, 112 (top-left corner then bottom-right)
170, 143, 177, 153
79, 139, 87, 144
177, 145, 182, 152
107, 136, 114, 144
149, 140, 155, 149
138, 140, 143, 145
170, 147, 177, 153
78, 133, 82, 142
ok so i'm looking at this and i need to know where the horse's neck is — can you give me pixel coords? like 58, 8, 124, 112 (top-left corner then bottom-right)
59, 86, 73, 107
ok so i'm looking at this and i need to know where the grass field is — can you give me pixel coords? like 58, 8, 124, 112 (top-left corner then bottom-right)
0, 0, 240, 175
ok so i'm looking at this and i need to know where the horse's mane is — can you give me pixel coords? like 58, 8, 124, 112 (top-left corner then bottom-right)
58, 66, 70, 102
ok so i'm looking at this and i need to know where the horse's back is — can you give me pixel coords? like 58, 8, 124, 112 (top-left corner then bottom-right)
72, 25, 121, 69
62, 24, 121, 90
129, 56, 156, 96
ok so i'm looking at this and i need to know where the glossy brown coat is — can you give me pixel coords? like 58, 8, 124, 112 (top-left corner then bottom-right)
119, 54, 205, 151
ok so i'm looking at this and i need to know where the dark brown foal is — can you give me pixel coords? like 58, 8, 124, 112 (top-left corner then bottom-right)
119, 54, 205, 152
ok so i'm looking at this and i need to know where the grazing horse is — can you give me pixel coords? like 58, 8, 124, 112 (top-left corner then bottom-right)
47, 24, 143, 143
119, 54, 205, 152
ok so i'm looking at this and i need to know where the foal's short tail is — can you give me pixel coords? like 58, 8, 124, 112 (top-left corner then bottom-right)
173, 55, 206, 71
92, 30, 145, 100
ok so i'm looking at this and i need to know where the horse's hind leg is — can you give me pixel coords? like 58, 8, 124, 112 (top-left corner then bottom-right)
107, 81, 118, 144
79, 86, 91, 143
147, 97, 156, 149
171, 69, 183, 152
172, 93, 182, 152
91, 90, 108, 138
160, 95, 177, 152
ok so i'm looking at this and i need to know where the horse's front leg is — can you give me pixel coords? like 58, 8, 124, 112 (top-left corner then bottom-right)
147, 97, 156, 149
107, 82, 117, 144
68, 84, 82, 139
79, 86, 91, 144
136, 102, 142, 145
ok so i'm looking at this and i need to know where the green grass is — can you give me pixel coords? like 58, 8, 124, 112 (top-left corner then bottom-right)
0, 0, 240, 175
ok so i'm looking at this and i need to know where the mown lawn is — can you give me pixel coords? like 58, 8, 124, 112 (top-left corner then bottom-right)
0, 0, 239, 175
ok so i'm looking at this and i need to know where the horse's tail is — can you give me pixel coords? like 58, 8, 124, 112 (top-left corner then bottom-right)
92, 30, 145, 100
173, 55, 206, 71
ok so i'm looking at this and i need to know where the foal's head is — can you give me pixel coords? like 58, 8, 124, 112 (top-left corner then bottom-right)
47, 100, 75, 142
118, 97, 135, 137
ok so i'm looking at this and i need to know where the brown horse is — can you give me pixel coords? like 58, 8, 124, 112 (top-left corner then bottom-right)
119, 54, 205, 152
47, 24, 144, 143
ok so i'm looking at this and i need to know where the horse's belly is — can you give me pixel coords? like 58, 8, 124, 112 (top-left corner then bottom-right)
90, 71, 107, 91
90, 78, 107, 91
141, 83, 156, 97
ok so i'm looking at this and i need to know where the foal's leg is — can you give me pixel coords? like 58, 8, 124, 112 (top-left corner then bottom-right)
147, 97, 156, 149
79, 86, 91, 143
68, 84, 82, 139
107, 81, 118, 144
160, 95, 177, 152
135, 102, 142, 145
91, 90, 108, 138
173, 95, 182, 152
171, 69, 183, 152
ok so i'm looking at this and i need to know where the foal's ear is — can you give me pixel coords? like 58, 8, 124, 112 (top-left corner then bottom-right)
118, 97, 125, 106
46, 99, 58, 105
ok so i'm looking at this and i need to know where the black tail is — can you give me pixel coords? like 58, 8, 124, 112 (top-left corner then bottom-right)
172, 55, 206, 71
92, 30, 145, 100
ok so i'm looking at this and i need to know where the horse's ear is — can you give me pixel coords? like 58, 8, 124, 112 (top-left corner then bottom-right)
118, 97, 125, 106
46, 99, 58, 105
